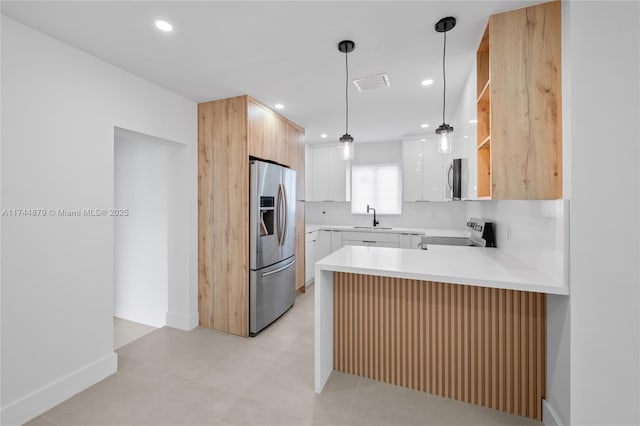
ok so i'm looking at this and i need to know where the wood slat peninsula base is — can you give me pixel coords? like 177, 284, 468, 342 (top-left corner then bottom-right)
333, 272, 546, 420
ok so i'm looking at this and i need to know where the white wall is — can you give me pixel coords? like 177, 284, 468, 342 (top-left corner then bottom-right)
0, 16, 197, 425
567, 2, 639, 424
351, 140, 402, 165
466, 200, 568, 285
545, 293, 570, 426
115, 128, 188, 328
306, 200, 467, 230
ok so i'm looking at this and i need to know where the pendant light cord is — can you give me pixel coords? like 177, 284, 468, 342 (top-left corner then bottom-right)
345, 49, 349, 135
442, 30, 447, 124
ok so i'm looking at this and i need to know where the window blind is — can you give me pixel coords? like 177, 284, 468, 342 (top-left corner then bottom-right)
351, 163, 402, 214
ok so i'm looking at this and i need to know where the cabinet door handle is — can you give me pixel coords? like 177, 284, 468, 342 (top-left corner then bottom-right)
362, 240, 376, 243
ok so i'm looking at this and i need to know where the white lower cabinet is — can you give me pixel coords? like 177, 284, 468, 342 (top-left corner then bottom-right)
306, 229, 424, 283
330, 230, 343, 252
399, 233, 423, 249
342, 231, 400, 248
305, 231, 318, 284
411, 234, 423, 249
305, 230, 332, 284
318, 230, 331, 260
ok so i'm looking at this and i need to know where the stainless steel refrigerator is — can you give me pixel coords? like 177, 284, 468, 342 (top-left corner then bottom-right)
249, 160, 296, 336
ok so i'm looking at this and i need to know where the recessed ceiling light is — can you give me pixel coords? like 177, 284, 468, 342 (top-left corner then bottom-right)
320, 133, 328, 138
274, 103, 284, 110
469, 119, 478, 123
155, 20, 173, 32
421, 123, 429, 128
464, 135, 469, 139
421, 79, 434, 86
420, 139, 426, 142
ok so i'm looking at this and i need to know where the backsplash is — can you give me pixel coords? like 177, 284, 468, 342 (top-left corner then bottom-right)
305, 201, 467, 229
306, 199, 568, 285
466, 199, 568, 284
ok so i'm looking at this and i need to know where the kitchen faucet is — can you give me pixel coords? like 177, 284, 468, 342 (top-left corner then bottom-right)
366, 204, 379, 227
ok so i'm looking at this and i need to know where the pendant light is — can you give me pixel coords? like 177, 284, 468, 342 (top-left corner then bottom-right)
435, 17, 456, 154
338, 40, 355, 160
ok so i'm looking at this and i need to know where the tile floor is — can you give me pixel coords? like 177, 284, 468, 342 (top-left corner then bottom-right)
28, 287, 541, 426
114, 317, 157, 350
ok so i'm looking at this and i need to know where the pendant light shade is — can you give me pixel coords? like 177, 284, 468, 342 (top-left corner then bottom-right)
338, 40, 356, 160
436, 123, 453, 154
339, 133, 354, 160
435, 17, 456, 154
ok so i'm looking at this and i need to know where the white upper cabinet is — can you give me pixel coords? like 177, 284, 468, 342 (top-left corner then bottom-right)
402, 139, 450, 202
308, 145, 347, 202
304, 144, 313, 200
422, 139, 449, 201
402, 140, 423, 202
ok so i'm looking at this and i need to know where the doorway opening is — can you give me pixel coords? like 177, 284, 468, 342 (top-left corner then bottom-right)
113, 127, 187, 349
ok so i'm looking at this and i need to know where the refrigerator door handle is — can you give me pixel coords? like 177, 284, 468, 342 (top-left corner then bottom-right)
276, 183, 284, 246
261, 259, 296, 277
281, 183, 288, 245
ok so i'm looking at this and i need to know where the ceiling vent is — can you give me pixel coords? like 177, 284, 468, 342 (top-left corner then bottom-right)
352, 74, 390, 92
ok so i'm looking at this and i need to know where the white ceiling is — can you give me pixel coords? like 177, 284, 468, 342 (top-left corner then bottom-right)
1, 1, 542, 144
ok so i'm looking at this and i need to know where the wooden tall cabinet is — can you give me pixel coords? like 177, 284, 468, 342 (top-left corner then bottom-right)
476, 1, 562, 199
198, 95, 305, 336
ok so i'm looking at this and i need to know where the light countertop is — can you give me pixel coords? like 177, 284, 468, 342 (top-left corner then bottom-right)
315, 245, 569, 295
305, 224, 469, 238
313, 242, 568, 393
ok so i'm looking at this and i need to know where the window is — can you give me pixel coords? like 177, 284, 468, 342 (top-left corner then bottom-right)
351, 163, 402, 214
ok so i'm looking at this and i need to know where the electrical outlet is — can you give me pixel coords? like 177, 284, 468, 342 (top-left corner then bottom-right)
506, 226, 512, 240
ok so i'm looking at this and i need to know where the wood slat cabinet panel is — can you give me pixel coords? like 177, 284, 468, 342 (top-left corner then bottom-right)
477, 1, 562, 199
334, 272, 546, 420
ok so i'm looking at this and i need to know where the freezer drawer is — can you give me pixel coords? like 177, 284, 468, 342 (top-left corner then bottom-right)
249, 256, 296, 335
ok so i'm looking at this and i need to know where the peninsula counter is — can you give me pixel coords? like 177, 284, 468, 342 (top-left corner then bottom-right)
314, 245, 568, 420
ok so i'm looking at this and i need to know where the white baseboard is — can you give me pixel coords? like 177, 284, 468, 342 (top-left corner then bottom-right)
542, 399, 566, 426
0, 352, 117, 426
114, 306, 166, 328
166, 311, 198, 331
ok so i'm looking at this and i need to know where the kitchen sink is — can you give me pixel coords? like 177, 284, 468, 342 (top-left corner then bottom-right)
352, 226, 393, 230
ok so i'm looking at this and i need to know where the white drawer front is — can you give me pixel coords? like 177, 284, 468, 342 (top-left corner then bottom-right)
341, 231, 400, 244
305, 231, 318, 244
370, 241, 399, 248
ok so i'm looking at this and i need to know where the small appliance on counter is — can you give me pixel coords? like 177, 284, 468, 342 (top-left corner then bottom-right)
466, 218, 496, 247
249, 160, 296, 336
